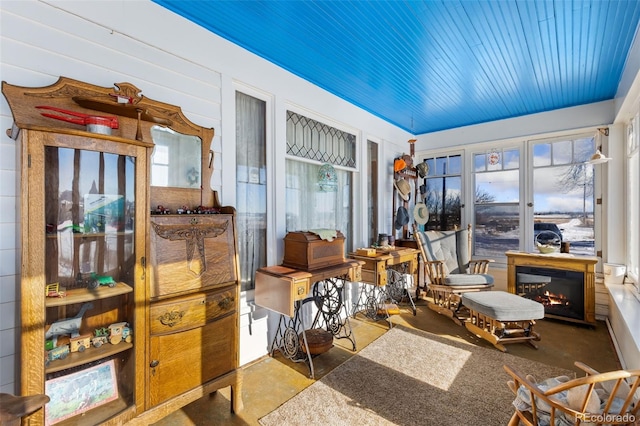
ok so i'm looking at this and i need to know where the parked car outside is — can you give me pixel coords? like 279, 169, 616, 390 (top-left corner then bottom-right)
534, 222, 563, 245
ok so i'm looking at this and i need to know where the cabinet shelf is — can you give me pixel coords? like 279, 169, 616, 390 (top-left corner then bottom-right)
46, 282, 133, 307
46, 342, 133, 374
54, 396, 133, 426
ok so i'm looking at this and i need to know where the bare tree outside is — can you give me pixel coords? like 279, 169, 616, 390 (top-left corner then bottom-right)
556, 144, 594, 224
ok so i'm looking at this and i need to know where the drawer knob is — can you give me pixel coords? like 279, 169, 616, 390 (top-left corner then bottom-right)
158, 310, 185, 327
150, 360, 159, 368
218, 296, 233, 310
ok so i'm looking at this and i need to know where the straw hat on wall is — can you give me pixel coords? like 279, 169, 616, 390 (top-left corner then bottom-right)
393, 178, 411, 201
413, 203, 429, 225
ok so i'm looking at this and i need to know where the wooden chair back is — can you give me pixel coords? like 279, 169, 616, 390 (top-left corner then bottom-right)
504, 362, 640, 426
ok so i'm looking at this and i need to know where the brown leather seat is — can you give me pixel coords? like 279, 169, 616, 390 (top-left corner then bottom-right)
0, 393, 50, 426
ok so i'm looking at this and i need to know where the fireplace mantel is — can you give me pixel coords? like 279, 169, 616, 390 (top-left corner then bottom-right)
506, 251, 598, 325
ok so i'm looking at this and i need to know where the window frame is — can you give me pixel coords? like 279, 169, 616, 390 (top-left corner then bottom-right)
284, 107, 359, 252
626, 113, 640, 291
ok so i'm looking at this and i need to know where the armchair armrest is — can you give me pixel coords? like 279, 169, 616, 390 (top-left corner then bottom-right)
574, 361, 600, 376
468, 258, 494, 274
424, 259, 447, 285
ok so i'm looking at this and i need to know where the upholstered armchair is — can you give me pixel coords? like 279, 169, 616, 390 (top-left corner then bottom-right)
504, 362, 640, 426
412, 224, 494, 325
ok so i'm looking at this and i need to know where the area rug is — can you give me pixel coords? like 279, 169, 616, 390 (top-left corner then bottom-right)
259, 325, 574, 426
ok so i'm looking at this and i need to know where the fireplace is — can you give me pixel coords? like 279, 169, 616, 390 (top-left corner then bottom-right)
506, 251, 597, 325
516, 266, 585, 322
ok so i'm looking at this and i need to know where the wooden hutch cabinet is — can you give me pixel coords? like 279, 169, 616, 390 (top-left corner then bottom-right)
2, 77, 242, 425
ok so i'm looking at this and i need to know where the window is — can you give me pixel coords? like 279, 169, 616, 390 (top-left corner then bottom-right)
285, 111, 356, 249
473, 148, 520, 258
286, 111, 356, 167
236, 92, 267, 292
627, 115, 640, 290
420, 154, 462, 231
532, 136, 595, 256
367, 140, 378, 246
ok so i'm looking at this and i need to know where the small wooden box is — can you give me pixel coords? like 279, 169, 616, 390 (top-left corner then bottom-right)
282, 231, 345, 271
356, 248, 377, 257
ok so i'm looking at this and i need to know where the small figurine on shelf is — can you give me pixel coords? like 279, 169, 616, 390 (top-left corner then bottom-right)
91, 273, 116, 289
70, 334, 92, 353
45, 344, 70, 365
44, 302, 94, 340
154, 205, 171, 215
77, 272, 116, 289
92, 327, 109, 348
194, 205, 220, 214
45, 283, 65, 298
122, 324, 132, 343
108, 322, 131, 345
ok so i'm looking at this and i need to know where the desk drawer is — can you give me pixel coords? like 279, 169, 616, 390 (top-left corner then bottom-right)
150, 287, 236, 335
255, 269, 311, 317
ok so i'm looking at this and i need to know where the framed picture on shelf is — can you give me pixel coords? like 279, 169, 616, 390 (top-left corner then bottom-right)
45, 359, 118, 425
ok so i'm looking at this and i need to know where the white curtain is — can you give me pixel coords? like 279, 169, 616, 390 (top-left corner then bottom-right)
285, 159, 352, 248
236, 92, 267, 291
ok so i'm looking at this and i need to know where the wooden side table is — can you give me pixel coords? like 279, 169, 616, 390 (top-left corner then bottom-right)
349, 248, 419, 327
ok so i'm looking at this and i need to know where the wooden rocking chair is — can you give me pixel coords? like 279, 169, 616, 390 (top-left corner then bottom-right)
504, 362, 640, 425
412, 224, 494, 325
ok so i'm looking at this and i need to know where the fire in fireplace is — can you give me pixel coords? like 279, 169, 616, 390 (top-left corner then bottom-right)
516, 266, 585, 322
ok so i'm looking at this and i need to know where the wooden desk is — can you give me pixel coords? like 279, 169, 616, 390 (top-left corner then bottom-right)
348, 248, 419, 324
349, 248, 419, 286
255, 260, 362, 378
505, 251, 598, 325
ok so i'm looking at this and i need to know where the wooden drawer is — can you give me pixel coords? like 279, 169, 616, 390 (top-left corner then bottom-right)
150, 287, 236, 335
149, 214, 238, 299
348, 263, 362, 282
148, 314, 237, 407
349, 254, 387, 286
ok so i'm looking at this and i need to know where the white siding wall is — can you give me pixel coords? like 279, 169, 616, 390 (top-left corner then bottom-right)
0, 0, 411, 393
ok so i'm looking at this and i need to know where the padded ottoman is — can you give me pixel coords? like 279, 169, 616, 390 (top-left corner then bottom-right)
462, 291, 544, 352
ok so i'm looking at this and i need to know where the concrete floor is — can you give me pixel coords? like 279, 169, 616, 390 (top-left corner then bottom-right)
152, 298, 620, 426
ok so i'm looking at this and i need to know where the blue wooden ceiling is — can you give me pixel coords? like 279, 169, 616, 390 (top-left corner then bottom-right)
153, 0, 640, 134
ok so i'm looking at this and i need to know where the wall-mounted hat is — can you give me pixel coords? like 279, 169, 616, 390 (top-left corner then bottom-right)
394, 206, 409, 230
393, 178, 411, 201
401, 154, 414, 169
393, 158, 406, 173
413, 202, 429, 225
416, 161, 429, 178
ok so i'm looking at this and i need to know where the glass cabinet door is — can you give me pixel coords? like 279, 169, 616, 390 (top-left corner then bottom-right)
43, 144, 139, 424
45, 147, 136, 285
